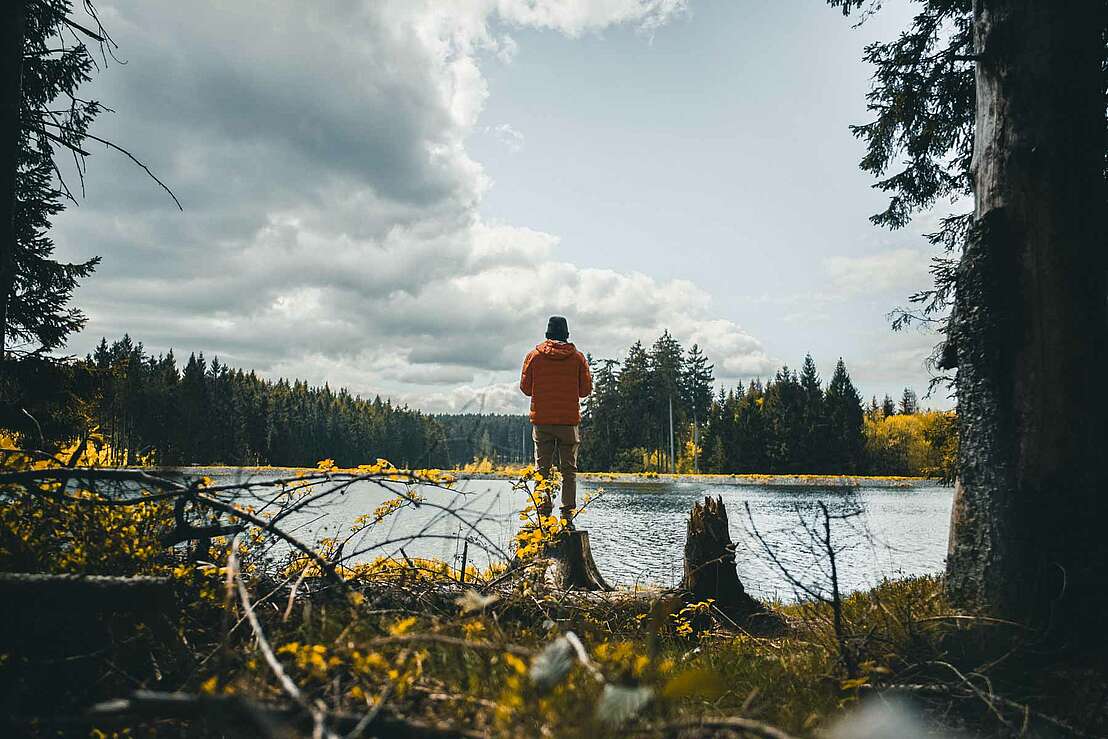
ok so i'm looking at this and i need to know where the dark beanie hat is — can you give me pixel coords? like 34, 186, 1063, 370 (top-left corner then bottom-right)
546, 316, 569, 341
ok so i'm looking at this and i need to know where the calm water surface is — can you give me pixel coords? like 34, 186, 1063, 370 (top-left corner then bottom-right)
208, 471, 953, 600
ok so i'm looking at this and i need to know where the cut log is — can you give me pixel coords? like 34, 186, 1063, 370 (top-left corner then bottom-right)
541, 529, 612, 592
0, 572, 174, 610
681, 496, 782, 631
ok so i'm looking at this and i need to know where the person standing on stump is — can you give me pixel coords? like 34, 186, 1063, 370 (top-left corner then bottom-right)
519, 316, 592, 521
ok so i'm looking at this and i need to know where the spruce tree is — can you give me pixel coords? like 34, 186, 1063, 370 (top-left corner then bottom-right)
735, 380, 768, 473
899, 387, 919, 415
681, 343, 714, 471
762, 367, 805, 473
650, 331, 685, 470
3, 2, 101, 357
580, 357, 622, 471
798, 353, 827, 472
617, 341, 652, 456
824, 358, 865, 473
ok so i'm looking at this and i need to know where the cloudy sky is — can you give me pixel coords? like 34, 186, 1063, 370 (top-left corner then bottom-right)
54, 0, 955, 413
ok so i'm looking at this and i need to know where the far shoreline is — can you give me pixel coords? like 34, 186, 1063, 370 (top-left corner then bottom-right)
152, 466, 939, 489
482, 471, 936, 488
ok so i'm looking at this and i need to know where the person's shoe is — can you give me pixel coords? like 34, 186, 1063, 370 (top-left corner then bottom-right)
560, 509, 576, 529
537, 499, 553, 518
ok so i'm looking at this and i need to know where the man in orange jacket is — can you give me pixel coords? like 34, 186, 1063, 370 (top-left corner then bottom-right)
519, 316, 593, 520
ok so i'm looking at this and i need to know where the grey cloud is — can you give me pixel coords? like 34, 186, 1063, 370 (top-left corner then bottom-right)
393, 364, 477, 386
57, 0, 773, 407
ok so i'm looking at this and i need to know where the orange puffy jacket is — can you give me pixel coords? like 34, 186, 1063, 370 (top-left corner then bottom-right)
520, 340, 593, 425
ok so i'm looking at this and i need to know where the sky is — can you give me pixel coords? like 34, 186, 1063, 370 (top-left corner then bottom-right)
53, 0, 957, 413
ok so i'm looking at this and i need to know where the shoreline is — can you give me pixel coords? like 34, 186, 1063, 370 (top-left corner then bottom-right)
149, 466, 937, 488
487, 471, 933, 488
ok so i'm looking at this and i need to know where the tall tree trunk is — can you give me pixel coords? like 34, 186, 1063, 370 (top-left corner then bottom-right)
945, 0, 1108, 631
0, 0, 28, 360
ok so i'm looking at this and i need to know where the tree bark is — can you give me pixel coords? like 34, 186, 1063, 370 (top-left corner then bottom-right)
0, 0, 27, 360
542, 529, 612, 592
945, 0, 1108, 631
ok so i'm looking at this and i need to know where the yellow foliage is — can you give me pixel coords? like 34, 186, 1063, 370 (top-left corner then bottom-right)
0, 444, 173, 575
389, 616, 418, 636
0, 430, 154, 469
676, 437, 702, 474
277, 642, 342, 682
594, 640, 651, 679
864, 411, 956, 478
459, 457, 532, 477
340, 555, 484, 584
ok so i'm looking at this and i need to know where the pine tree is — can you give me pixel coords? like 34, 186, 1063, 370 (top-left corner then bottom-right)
580, 357, 622, 471
824, 358, 865, 473
881, 394, 896, 418
2, 3, 180, 358
699, 387, 728, 473
178, 353, 208, 463
734, 381, 768, 472
899, 387, 919, 415
2, 1, 103, 357
798, 353, 826, 472
763, 366, 804, 473
618, 341, 652, 455
681, 343, 714, 472
650, 331, 685, 471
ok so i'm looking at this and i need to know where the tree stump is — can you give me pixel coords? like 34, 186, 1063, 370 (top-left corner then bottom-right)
541, 530, 612, 592
681, 496, 782, 631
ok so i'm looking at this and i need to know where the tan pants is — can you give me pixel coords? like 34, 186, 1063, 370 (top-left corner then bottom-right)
532, 424, 579, 513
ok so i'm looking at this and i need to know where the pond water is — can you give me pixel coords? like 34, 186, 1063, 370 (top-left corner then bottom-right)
203, 471, 953, 600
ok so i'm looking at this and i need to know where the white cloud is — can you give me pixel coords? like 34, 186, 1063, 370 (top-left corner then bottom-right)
823, 248, 932, 298
404, 381, 528, 415
57, 0, 762, 413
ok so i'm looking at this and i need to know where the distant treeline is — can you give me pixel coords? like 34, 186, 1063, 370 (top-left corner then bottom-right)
579, 332, 955, 477
0, 337, 535, 468
2, 336, 445, 467
1, 334, 953, 476
434, 414, 533, 467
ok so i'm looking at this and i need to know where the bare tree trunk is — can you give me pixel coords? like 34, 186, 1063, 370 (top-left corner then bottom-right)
0, 0, 27, 360
946, 0, 1108, 631
668, 394, 675, 473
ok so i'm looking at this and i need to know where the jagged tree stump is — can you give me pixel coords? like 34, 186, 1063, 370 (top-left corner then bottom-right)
541, 530, 612, 592
681, 496, 780, 630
